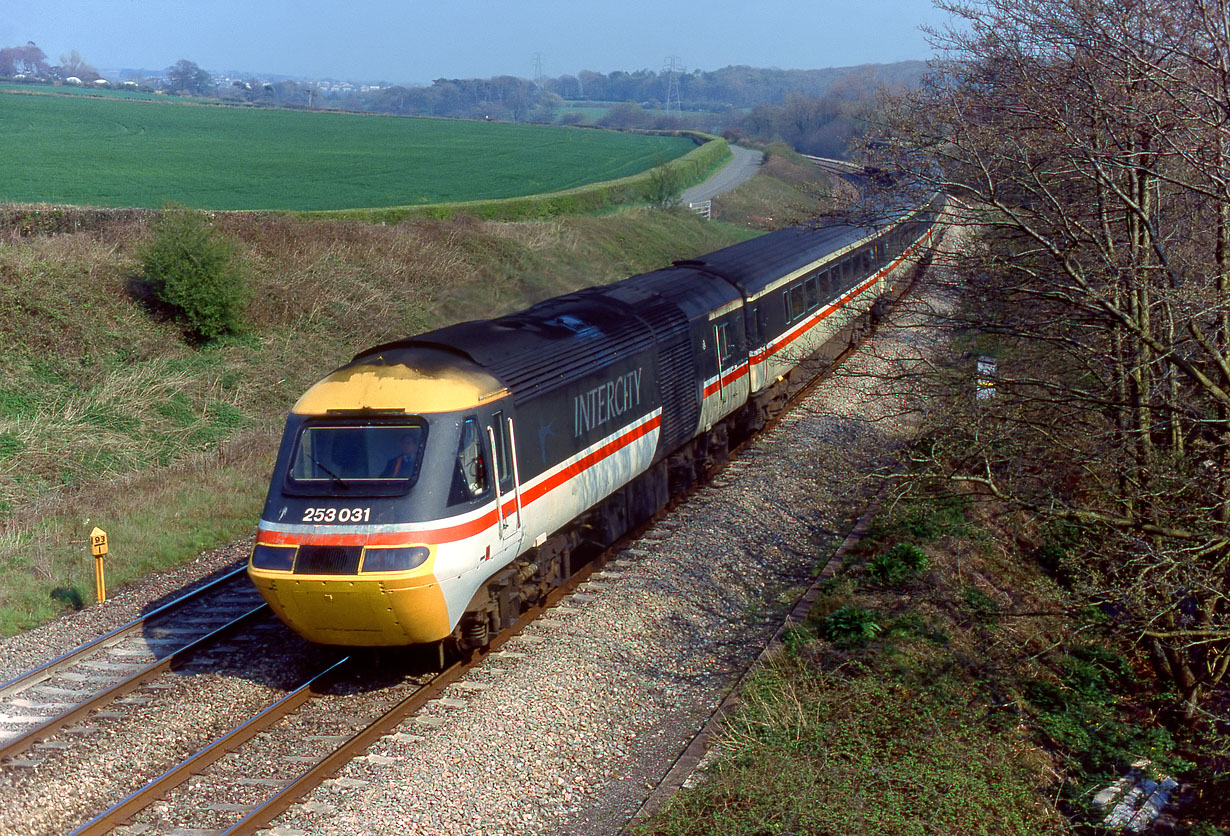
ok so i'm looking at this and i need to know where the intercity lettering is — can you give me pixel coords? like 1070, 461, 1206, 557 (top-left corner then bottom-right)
573, 368, 643, 437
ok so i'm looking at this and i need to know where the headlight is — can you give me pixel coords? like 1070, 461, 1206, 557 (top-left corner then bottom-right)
251, 544, 296, 571
361, 546, 430, 572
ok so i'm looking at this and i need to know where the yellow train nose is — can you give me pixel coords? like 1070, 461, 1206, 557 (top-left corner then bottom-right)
248, 571, 453, 646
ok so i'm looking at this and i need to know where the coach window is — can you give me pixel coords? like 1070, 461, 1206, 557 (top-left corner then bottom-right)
793, 285, 809, 321
804, 276, 819, 310
448, 417, 489, 506
818, 268, 833, 301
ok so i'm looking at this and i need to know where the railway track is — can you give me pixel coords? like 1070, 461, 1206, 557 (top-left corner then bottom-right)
51, 524, 632, 835
0, 567, 266, 765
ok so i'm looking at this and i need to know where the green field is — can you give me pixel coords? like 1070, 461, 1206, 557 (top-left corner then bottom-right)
0, 90, 694, 210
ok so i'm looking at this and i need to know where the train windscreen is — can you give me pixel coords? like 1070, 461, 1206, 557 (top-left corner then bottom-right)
289, 421, 427, 486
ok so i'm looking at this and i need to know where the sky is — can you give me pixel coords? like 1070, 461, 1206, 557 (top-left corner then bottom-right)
1, 0, 951, 85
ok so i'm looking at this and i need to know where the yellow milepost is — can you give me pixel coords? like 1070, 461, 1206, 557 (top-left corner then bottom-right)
89, 526, 108, 603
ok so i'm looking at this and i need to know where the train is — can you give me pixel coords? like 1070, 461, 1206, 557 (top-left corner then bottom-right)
247, 195, 944, 648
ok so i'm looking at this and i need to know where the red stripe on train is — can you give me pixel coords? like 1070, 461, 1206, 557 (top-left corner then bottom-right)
257, 413, 662, 548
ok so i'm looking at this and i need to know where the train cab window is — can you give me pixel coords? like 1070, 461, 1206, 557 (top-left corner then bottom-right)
489, 411, 514, 491
448, 417, 489, 506
289, 421, 426, 487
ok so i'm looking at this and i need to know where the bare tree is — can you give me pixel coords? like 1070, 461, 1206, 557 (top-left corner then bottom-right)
57, 49, 98, 81
867, 0, 1230, 721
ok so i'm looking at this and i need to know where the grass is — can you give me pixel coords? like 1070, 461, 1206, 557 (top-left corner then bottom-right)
0, 436, 271, 633
634, 485, 1217, 834
0, 89, 694, 210
639, 657, 1059, 836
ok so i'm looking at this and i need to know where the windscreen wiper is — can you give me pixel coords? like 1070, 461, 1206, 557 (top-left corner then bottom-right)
310, 455, 349, 490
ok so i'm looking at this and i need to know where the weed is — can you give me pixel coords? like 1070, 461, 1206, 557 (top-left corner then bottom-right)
0, 389, 36, 419
963, 583, 1001, 622
819, 605, 883, 645
1033, 519, 1089, 581
885, 612, 951, 645
1189, 823, 1228, 836
0, 432, 24, 460
866, 542, 929, 584
1020, 643, 1191, 782
874, 492, 970, 542
780, 624, 816, 655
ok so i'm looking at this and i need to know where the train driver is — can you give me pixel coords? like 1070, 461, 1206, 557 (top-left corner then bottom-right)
381, 433, 421, 478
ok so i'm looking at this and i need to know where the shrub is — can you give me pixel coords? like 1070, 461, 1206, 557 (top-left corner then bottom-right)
139, 205, 248, 341
647, 160, 685, 208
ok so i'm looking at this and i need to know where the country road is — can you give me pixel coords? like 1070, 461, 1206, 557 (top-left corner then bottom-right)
679, 144, 764, 206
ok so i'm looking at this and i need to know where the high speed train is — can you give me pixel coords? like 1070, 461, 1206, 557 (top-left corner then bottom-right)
247, 196, 943, 648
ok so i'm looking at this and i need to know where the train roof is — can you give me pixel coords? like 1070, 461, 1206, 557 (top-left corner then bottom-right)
346, 212, 925, 408
354, 262, 743, 408
293, 345, 508, 415
363, 291, 657, 406
608, 264, 741, 322
676, 223, 874, 295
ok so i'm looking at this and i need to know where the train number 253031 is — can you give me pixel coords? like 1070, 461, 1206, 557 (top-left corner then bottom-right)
302, 507, 371, 523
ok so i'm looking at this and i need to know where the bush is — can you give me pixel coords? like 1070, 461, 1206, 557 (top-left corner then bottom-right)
139, 206, 248, 341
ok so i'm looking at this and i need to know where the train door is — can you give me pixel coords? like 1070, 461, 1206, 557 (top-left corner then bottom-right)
485, 411, 524, 554
713, 320, 733, 406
